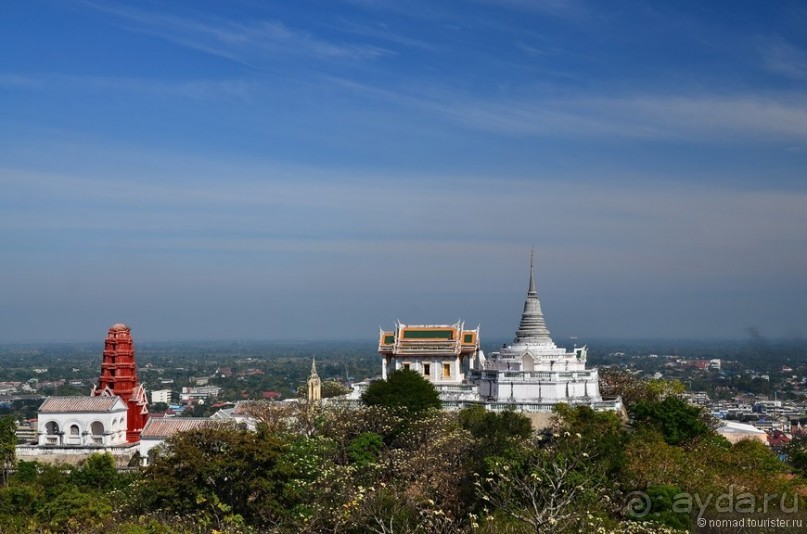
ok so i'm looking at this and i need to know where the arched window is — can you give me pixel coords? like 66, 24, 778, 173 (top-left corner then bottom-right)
91, 421, 104, 435
45, 421, 60, 435
70, 424, 80, 436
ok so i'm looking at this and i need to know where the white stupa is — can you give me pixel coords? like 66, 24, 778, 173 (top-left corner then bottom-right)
375, 251, 622, 414
471, 250, 614, 411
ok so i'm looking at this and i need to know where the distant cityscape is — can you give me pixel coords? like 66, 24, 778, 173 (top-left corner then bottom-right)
3, 336, 806, 448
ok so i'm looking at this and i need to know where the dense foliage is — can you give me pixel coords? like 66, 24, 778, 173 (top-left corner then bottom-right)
361, 369, 441, 416
1, 375, 805, 532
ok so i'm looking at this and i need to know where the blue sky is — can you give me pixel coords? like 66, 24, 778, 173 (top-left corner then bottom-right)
1, 0, 806, 342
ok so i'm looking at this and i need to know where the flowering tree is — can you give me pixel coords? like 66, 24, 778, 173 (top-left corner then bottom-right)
475, 432, 601, 532
0, 416, 15, 485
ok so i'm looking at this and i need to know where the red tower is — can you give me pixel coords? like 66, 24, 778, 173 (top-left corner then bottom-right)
92, 323, 149, 442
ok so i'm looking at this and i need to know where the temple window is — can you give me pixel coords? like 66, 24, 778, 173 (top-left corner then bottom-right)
424, 363, 430, 376
70, 424, 80, 436
442, 363, 451, 378
91, 421, 104, 435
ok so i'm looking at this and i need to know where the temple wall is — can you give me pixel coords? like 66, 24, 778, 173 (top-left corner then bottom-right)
16, 443, 139, 468
391, 356, 465, 384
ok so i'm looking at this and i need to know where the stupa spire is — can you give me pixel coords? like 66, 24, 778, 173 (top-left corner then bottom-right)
514, 251, 552, 343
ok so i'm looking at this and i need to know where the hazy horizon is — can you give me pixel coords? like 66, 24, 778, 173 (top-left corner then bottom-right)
2, 1, 806, 343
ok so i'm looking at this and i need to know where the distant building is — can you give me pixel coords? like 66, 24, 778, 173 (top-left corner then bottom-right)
377, 253, 622, 418
180, 385, 221, 402
717, 420, 768, 444
683, 391, 712, 406
139, 417, 221, 466
151, 389, 175, 404
210, 400, 262, 430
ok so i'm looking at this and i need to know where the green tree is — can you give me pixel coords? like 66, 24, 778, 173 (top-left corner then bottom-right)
346, 431, 383, 467
630, 396, 711, 446
69, 453, 119, 491
640, 484, 691, 531
475, 433, 604, 532
459, 405, 532, 457
39, 485, 113, 532
553, 404, 628, 477
0, 416, 15, 484
785, 434, 807, 478
600, 368, 685, 407
361, 369, 440, 416
135, 424, 288, 528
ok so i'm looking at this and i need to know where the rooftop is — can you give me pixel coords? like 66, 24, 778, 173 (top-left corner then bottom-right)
39, 396, 127, 413
140, 417, 220, 439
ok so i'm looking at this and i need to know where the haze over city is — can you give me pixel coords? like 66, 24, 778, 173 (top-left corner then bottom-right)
1, 0, 806, 342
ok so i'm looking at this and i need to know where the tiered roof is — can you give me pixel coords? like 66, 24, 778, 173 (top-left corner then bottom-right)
379, 321, 479, 357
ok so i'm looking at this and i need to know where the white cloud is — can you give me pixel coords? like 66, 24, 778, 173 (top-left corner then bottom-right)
472, 0, 587, 18
330, 77, 807, 141
79, 1, 390, 66
761, 37, 807, 80
2, 157, 806, 283
0, 73, 253, 101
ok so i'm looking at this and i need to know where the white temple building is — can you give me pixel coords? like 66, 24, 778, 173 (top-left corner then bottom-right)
377, 253, 622, 415
37, 396, 129, 447
470, 252, 619, 412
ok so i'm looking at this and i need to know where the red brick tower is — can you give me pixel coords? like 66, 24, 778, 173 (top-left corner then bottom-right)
92, 323, 149, 442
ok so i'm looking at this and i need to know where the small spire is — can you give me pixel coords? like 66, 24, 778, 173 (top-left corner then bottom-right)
528, 247, 536, 295
307, 357, 321, 404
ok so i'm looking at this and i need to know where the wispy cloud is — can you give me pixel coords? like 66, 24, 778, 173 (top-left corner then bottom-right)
0, 73, 252, 101
3, 141, 807, 340
78, 1, 390, 66
328, 77, 807, 141
3, 158, 806, 265
472, 0, 588, 19
761, 36, 807, 80
327, 16, 433, 50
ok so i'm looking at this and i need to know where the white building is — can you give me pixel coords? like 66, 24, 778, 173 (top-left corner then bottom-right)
180, 385, 221, 402
139, 417, 220, 466
151, 389, 175, 404
717, 420, 768, 445
471, 253, 609, 411
37, 396, 129, 447
379, 322, 479, 382
377, 253, 622, 415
